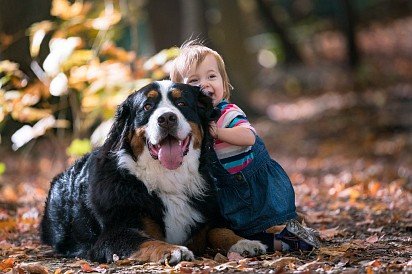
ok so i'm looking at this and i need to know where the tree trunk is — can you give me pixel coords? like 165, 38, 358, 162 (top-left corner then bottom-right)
255, 0, 303, 64
212, 0, 259, 116
146, 0, 183, 51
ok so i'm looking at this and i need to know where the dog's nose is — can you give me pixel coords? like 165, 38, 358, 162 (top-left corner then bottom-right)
158, 112, 177, 129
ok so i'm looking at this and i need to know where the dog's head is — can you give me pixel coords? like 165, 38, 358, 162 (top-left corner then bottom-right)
102, 80, 216, 171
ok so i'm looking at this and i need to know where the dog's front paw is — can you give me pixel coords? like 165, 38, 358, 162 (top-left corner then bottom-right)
229, 239, 267, 257
159, 245, 194, 265
88, 244, 119, 263
130, 240, 194, 265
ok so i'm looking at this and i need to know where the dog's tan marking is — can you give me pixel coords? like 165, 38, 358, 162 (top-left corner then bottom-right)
129, 240, 179, 262
189, 122, 202, 150
130, 127, 146, 158
171, 88, 182, 99
147, 90, 159, 98
142, 217, 165, 240
207, 228, 244, 253
265, 225, 285, 234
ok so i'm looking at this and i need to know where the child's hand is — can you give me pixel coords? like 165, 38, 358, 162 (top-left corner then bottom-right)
209, 122, 219, 139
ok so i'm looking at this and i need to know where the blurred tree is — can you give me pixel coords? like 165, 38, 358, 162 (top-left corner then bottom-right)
211, 0, 258, 115
147, 0, 182, 51
339, 0, 359, 68
147, 0, 209, 52
0, 0, 52, 77
256, 0, 303, 64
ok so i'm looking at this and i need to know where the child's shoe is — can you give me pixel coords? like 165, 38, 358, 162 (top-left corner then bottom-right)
275, 219, 321, 251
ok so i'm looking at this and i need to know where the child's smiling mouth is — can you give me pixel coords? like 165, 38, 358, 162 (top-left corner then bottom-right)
201, 89, 214, 98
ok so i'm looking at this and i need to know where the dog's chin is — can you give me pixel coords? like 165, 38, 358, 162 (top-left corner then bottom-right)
147, 134, 191, 170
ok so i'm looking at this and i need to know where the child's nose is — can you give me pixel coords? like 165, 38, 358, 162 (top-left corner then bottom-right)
200, 81, 210, 88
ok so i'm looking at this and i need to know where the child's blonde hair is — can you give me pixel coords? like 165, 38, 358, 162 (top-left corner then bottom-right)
170, 40, 232, 100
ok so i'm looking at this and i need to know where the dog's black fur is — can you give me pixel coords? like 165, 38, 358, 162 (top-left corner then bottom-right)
40, 81, 224, 263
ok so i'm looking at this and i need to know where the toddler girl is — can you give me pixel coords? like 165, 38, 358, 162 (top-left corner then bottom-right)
170, 40, 320, 253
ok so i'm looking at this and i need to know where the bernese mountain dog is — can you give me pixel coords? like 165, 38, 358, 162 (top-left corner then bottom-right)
40, 81, 266, 264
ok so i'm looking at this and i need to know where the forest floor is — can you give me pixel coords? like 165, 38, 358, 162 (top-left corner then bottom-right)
0, 17, 411, 274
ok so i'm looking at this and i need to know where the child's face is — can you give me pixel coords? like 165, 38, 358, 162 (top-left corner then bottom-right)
183, 54, 224, 106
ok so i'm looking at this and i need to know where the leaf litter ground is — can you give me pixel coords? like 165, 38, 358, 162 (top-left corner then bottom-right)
1, 17, 412, 273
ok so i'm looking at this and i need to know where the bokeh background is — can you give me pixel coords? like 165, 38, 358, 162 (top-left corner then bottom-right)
0, 1, 411, 271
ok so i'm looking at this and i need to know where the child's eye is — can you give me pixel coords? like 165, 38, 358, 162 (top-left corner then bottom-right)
209, 74, 217, 79
188, 79, 199, 84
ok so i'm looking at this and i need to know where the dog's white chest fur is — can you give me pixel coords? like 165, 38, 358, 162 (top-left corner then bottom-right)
117, 148, 207, 244
159, 192, 204, 244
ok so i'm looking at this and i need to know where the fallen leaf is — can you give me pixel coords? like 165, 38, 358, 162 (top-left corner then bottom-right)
213, 253, 228, 263
0, 257, 15, 271
318, 226, 343, 240
367, 226, 384, 233
297, 259, 322, 271
262, 257, 297, 269
81, 263, 94, 272
13, 262, 48, 274
366, 234, 379, 244
213, 261, 238, 271
227, 252, 244, 261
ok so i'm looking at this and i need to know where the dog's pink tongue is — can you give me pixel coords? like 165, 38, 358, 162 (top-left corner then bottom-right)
158, 138, 183, 170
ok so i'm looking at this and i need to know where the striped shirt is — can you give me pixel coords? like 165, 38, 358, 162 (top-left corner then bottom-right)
215, 100, 255, 174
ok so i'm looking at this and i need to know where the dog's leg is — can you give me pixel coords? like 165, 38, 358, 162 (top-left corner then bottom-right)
186, 225, 209, 255
129, 240, 194, 265
207, 228, 267, 257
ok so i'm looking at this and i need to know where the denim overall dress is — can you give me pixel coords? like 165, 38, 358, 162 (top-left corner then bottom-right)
210, 136, 297, 238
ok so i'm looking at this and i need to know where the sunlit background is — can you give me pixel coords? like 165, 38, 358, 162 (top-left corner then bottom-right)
0, 1, 411, 271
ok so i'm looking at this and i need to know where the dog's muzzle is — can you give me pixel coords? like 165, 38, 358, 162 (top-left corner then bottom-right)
147, 112, 191, 170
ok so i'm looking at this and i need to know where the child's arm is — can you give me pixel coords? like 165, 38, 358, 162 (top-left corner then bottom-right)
210, 122, 255, 146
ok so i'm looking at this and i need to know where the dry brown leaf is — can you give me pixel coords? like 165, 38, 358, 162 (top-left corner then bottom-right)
367, 226, 384, 233
365, 234, 379, 244
297, 259, 323, 271
356, 219, 374, 226
262, 257, 297, 269
13, 262, 48, 274
318, 242, 360, 257
0, 258, 15, 271
318, 226, 344, 240
213, 261, 238, 271
213, 252, 228, 263
227, 252, 244, 261
364, 259, 383, 267
1, 185, 18, 203
80, 263, 94, 272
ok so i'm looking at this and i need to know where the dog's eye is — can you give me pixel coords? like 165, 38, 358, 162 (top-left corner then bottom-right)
143, 104, 153, 111
177, 102, 187, 107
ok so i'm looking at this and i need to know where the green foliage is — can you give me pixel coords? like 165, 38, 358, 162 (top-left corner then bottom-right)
0, 162, 5, 175
66, 138, 92, 157
1, 0, 179, 153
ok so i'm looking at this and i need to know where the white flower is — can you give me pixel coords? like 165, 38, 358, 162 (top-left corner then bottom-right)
43, 51, 61, 77
11, 125, 34, 151
11, 116, 56, 150
43, 37, 81, 77
49, 72, 68, 96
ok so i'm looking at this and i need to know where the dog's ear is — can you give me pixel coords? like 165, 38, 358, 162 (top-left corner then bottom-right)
101, 100, 131, 154
209, 107, 221, 123
197, 87, 220, 123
